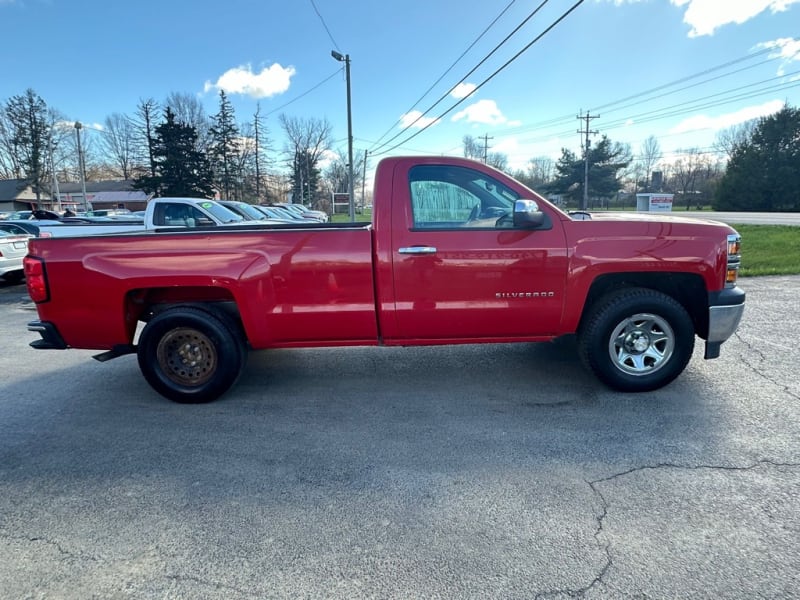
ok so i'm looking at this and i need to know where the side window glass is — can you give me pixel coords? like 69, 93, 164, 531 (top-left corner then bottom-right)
153, 204, 168, 226
408, 165, 519, 229
187, 206, 215, 227
410, 180, 479, 227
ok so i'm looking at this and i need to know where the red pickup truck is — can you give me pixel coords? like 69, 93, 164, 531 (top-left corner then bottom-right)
24, 156, 745, 403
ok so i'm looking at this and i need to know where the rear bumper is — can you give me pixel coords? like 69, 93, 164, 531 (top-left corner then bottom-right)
704, 287, 745, 359
27, 320, 68, 350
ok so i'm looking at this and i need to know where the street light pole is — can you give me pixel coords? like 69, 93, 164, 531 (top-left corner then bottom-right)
74, 121, 88, 212
331, 50, 355, 222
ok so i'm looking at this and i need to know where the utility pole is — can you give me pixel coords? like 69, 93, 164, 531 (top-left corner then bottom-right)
482, 134, 494, 164
577, 111, 599, 211
331, 50, 355, 222
48, 126, 61, 211
361, 149, 368, 212
74, 122, 89, 212
254, 104, 262, 201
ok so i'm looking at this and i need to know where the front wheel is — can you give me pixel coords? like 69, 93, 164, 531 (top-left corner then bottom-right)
578, 288, 695, 392
137, 307, 246, 403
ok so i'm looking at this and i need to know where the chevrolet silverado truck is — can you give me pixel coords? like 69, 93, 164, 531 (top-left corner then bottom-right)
24, 156, 745, 403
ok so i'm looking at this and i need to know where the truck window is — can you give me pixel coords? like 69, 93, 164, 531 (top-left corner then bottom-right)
408, 165, 520, 229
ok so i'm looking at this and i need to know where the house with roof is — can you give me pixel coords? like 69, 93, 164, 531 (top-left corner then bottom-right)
56, 181, 150, 212
0, 178, 150, 214
0, 179, 39, 213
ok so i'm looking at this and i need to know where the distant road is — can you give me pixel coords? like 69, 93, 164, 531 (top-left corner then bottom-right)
668, 211, 800, 226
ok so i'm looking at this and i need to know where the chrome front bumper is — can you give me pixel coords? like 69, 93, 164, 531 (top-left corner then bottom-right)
704, 287, 746, 359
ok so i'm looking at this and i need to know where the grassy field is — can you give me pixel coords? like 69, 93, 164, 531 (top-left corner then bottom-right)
731, 224, 800, 277
329, 214, 799, 277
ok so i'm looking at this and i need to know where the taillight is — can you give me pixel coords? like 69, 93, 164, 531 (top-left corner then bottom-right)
726, 233, 741, 287
24, 256, 49, 303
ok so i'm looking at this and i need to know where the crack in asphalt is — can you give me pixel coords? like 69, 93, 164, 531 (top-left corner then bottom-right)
734, 331, 800, 401
0, 532, 257, 596
534, 459, 800, 599
0, 529, 101, 563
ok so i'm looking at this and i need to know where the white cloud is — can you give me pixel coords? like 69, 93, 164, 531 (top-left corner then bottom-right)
400, 110, 441, 129
669, 99, 785, 134
204, 63, 295, 98
451, 82, 477, 99
756, 37, 800, 75
452, 100, 508, 126
670, 0, 800, 37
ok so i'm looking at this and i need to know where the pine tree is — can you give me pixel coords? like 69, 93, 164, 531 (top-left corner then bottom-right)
549, 135, 631, 207
290, 150, 321, 204
133, 108, 214, 198
208, 90, 240, 199
715, 105, 800, 212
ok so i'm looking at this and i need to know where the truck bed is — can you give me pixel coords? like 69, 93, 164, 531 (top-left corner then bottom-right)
28, 224, 379, 350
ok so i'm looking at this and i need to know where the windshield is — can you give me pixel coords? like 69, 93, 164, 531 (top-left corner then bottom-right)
201, 202, 244, 223
238, 203, 268, 220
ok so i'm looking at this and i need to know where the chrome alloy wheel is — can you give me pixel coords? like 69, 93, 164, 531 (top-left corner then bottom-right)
608, 312, 675, 376
156, 327, 217, 387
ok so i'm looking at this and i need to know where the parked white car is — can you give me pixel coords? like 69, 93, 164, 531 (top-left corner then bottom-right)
0, 228, 31, 282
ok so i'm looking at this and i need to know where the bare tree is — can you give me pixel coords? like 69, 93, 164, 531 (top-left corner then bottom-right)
463, 135, 482, 160
525, 157, 554, 188
99, 113, 138, 179
166, 91, 211, 153
639, 135, 661, 192
279, 115, 332, 206
714, 120, 757, 160
4, 89, 51, 199
280, 115, 332, 164
133, 98, 161, 178
670, 148, 706, 209
0, 104, 22, 178
324, 147, 366, 195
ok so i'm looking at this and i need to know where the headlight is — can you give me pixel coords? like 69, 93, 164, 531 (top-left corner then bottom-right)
726, 233, 741, 287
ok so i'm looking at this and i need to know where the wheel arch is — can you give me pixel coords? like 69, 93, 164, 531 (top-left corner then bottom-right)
124, 286, 246, 345
578, 272, 708, 339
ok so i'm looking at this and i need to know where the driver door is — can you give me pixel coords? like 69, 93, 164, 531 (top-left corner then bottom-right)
390, 163, 568, 341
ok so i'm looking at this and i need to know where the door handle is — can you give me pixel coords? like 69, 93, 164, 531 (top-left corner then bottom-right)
399, 246, 437, 255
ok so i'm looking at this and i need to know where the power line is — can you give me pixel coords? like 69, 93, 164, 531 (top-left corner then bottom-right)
369, 0, 519, 150
369, 0, 554, 154
589, 46, 774, 113
309, 0, 341, 52
372, 0, 586, 157
263, 69, 342, 117
481, 47, 783, 143
599, 77, 800, 131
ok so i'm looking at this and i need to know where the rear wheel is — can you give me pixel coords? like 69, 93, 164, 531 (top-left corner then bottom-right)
578, 288, 695, 392
137, 306, 246, 403
3, 270, 24, 283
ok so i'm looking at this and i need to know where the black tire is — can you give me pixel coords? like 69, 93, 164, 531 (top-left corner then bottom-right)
3, 270, 24, 284
577, 288, 695, 392
137, 306, 246, 403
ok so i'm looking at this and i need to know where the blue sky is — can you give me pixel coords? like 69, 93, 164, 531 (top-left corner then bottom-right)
2, 0, 799, 175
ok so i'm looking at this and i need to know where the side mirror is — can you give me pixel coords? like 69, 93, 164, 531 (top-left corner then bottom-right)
513, 199, 545, 228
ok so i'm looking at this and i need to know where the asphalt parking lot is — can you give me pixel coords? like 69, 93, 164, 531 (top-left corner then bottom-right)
0, 277, 798, 599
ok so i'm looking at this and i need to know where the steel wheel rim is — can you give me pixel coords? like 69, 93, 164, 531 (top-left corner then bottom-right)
608, 312, 675, 376
156, 327, 217, 387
